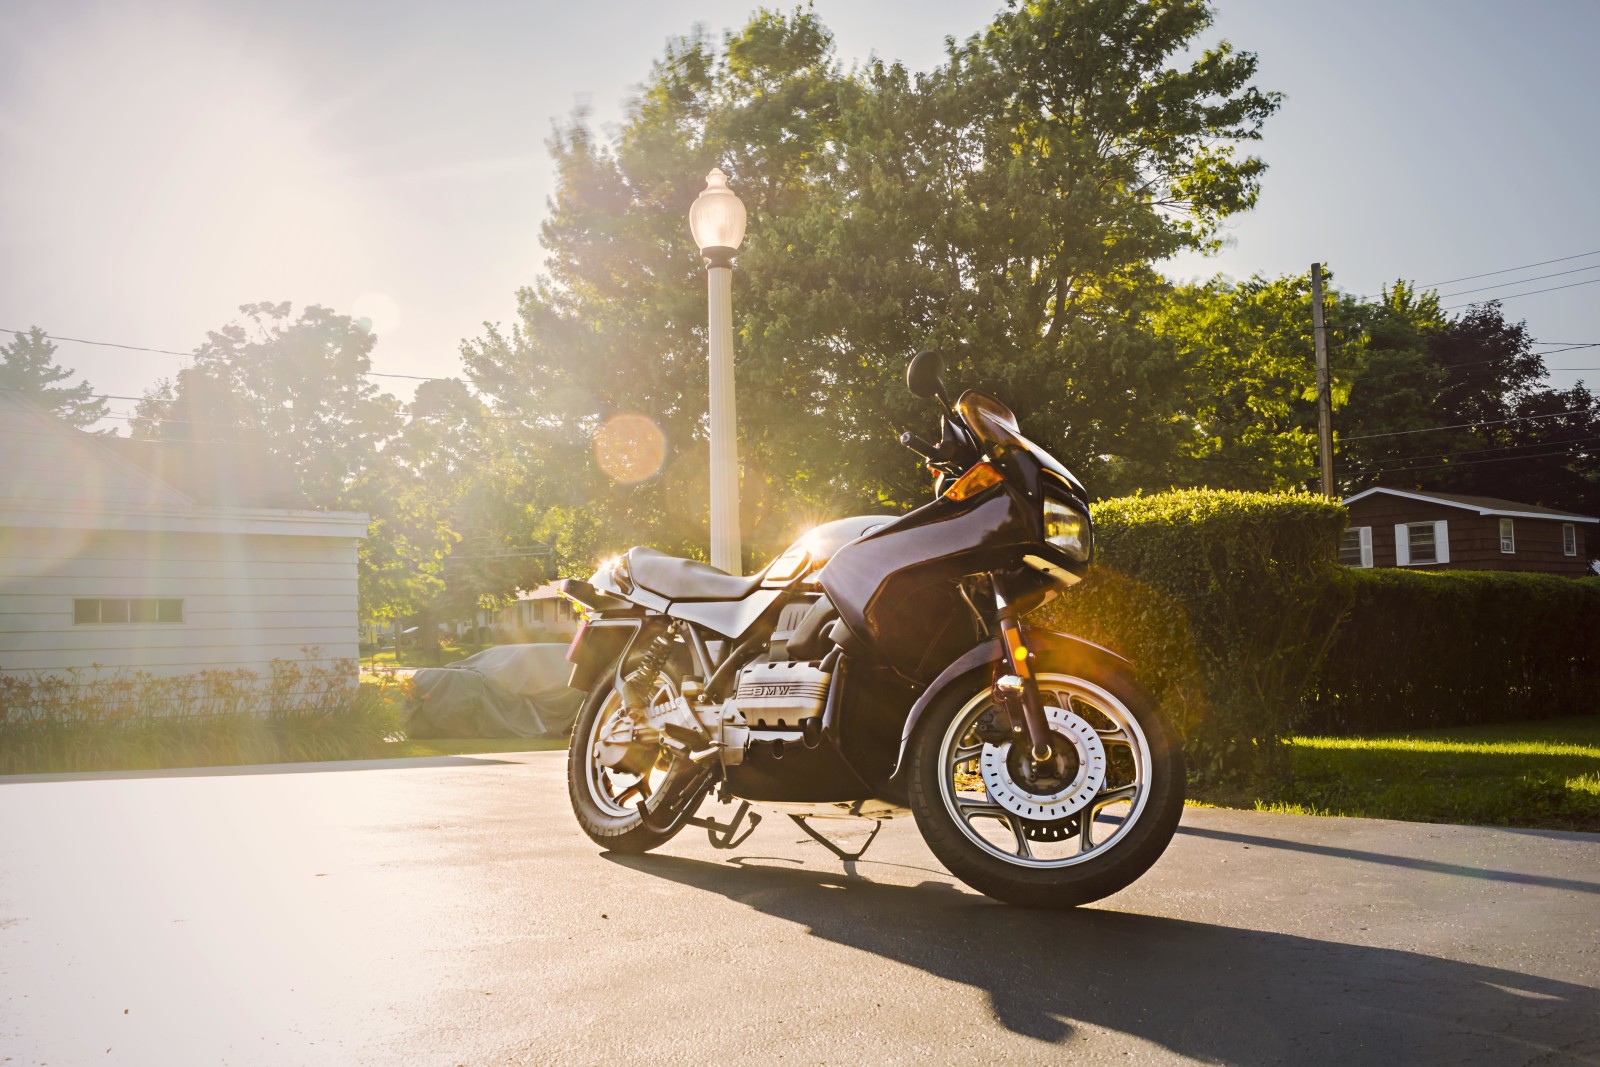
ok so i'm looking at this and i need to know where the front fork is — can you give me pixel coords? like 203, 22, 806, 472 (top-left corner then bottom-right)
990, 573, 1055, 764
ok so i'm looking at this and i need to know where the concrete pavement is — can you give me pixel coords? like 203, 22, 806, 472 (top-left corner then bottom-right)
0, 751, 1596, 1065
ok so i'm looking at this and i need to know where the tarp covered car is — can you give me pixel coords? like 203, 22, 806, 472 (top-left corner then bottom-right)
402, 643, 582, 739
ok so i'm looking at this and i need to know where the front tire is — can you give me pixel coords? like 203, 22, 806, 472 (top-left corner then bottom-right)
567, 673, 707, 854
907, 661, 1184, 908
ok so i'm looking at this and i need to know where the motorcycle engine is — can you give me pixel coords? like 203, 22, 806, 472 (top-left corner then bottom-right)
726, 660, 831, 728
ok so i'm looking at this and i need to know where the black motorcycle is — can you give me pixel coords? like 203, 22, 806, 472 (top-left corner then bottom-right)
559, 351, 1183, 907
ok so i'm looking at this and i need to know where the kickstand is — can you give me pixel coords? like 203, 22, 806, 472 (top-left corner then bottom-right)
788, 814, 883, 864
687, 800, 762, 850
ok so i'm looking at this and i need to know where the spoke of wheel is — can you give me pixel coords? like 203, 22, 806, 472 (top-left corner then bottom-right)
1082, 785, 1138, 852
955, 795, 1009, 818
1005, 814, 1035, 860
949, 741, 984, 767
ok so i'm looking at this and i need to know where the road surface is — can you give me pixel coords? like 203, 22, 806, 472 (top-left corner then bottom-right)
1, 752, 1596, 1065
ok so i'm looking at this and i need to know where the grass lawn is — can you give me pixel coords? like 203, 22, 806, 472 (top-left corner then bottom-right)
1195, 715, 1600, 832
380, 737, 568, 758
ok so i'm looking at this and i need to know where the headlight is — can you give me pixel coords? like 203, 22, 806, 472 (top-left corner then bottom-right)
1044, 497, 1090, 562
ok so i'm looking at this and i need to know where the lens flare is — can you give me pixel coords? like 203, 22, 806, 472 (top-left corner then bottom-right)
594, 413, 666, 484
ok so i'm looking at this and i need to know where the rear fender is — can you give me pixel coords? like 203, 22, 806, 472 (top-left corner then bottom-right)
888, 629, 1131, 779
565, 617, 642, 693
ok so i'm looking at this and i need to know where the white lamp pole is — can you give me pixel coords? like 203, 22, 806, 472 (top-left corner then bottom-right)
689, 167, 747, 575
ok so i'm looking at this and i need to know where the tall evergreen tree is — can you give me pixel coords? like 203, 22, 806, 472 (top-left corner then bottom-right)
0, 326, 110, 429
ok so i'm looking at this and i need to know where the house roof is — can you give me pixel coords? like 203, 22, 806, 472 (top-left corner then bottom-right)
1343, 487, 1599, 524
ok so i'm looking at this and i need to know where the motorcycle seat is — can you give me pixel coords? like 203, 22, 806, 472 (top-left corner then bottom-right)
626, 547, 763, 603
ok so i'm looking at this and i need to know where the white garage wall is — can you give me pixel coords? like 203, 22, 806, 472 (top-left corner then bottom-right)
0, 528, 361, 677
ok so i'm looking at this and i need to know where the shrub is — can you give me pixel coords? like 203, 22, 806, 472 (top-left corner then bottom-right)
0, 659, 406, 775
1036, 489, 1351, 784
1303, 569, 1600, 734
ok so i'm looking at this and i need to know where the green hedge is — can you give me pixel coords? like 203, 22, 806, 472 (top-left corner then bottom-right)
1303, 570, 1600, 734
1036, 489, 1600, 786
1037, 489, 1350, 784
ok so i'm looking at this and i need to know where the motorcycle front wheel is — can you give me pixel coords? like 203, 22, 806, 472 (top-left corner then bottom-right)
907, 661, 1184, 908
566, 671, 708, 854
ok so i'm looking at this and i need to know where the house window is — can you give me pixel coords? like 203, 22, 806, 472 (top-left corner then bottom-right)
73, 598, 184, 624
1499, 518, 1515, 554
1565, 523, 1579, 557
1339, 526, 1373, 568
1395, 521, 1450, 566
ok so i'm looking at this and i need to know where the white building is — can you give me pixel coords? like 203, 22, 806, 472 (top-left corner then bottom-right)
0, 392, 367, 681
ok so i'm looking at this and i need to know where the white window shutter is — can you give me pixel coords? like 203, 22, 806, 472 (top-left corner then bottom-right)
1394, 524, 1409, 566
1359, 526, 1373, 568
1434, 520, 1450, 564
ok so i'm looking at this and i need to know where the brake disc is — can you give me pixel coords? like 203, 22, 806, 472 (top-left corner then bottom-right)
978, 704, 1107, 821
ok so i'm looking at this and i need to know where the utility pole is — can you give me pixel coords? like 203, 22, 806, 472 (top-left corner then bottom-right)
1310, 263, 1334, 497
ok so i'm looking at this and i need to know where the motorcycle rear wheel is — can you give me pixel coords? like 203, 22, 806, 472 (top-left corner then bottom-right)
566, 674, 707, 854
907, 661, 1184, 908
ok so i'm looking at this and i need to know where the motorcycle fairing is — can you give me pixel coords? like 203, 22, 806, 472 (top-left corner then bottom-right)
886, 628, 1132, 779
817, 483, 1051, 678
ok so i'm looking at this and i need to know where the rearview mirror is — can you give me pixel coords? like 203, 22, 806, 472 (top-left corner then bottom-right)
905, 350, 947, 402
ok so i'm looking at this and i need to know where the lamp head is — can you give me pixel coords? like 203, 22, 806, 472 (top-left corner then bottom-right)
689, 168, 747, 267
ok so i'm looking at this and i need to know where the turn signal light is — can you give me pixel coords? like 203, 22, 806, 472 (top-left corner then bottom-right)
944, 462, 1003, 502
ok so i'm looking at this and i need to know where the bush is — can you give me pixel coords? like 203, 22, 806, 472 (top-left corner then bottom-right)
0, 659, 406, 775
1303, 570, 1600, 734
1036, 489, 1350, 784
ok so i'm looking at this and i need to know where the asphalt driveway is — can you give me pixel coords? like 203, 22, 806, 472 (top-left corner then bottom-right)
1, 752, 1596, 1065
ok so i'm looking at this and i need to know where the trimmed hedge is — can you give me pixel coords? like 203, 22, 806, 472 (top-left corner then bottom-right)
1036, 489, 1600, 786
1303, 571, 1600, 735
1037, 489, 1350, 784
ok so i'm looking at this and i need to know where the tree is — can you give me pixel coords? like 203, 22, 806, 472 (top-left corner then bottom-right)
465, 0, 1281, 571
390, 378, 550, 630
0, 326, 110, 429
135, 302, 452, 622
1340, 300, 1600, 520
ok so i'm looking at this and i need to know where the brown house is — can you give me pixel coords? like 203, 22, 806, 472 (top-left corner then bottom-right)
1340, 488, 1596, 576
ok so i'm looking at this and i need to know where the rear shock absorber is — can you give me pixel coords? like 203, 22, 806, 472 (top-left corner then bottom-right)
620, 626, 675, 713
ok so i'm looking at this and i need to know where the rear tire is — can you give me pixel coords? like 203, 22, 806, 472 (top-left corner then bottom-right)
567, 674, 707, 854
907, 660, 1183, 908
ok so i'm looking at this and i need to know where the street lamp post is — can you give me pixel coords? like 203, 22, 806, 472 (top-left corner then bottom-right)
689, 167, 747, 575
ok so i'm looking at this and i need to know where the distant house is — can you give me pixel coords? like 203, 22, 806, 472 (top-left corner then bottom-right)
473, 584, 581, 643
0, 392, 368, 681
1340, 487, 1596, 576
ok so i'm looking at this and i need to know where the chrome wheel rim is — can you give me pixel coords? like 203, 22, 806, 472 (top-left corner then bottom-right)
936, 673, 1153, 869
584, 680, 674, 819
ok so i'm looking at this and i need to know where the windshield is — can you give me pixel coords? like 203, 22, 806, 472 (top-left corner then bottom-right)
955, 390, 1086, 498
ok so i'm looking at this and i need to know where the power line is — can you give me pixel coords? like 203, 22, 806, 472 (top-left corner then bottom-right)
1441, 275, 1600, 311
1348, 433, 1600, 470
1, 325, 463, 385
1435, 262, 1600, 301
1417, 248, 1600, 290
1351, 441, 1596, 478
1341, 406, 1590, 443
0, 325, 191, 357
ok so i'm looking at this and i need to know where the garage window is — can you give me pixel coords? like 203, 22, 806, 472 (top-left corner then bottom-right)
73, 598, 184, 624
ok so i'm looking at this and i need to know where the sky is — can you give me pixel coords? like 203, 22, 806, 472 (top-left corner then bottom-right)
2, 0, 1598, 428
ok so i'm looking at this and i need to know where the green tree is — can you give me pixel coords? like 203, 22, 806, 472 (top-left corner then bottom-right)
391, 378, 551, 629
135, 303, 450, 622
0, 326, 110, 429
466, 0, 1281, 570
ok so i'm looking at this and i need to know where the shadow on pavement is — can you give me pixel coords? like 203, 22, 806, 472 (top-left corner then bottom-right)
607, 852, 1600, 1064
1179, 824, 1600, 895
0, 754, 512, 784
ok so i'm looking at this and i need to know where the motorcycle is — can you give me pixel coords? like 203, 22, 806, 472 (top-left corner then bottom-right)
558, 350, 1184, 907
